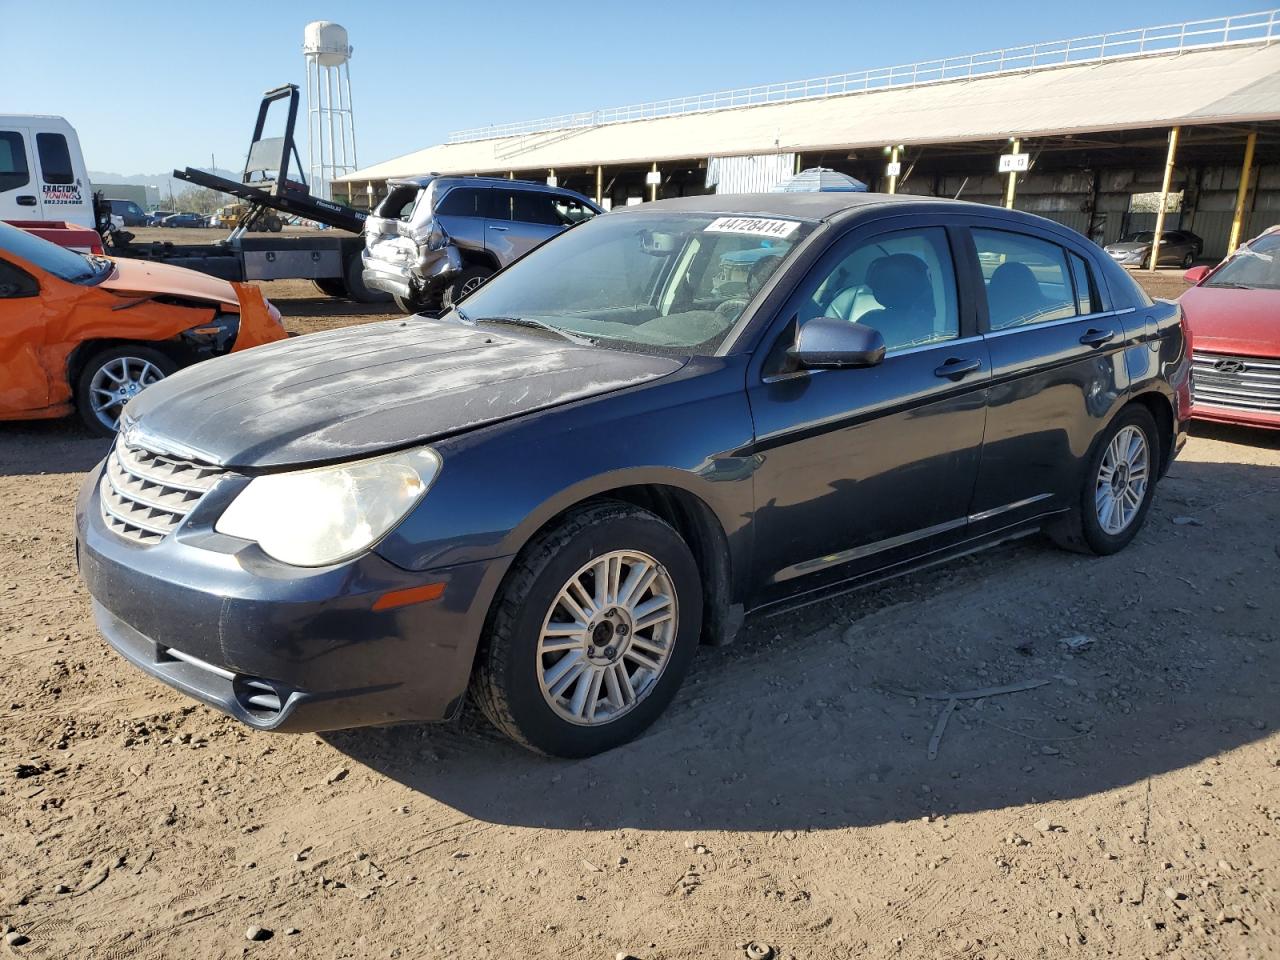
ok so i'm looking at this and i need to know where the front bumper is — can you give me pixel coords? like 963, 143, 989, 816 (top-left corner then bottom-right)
1107, 251, 1146, 266
76, 464, 511, 732
1188, 403, 1280, 431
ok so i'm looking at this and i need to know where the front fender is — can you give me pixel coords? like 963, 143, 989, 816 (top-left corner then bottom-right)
374, 356, 757, 594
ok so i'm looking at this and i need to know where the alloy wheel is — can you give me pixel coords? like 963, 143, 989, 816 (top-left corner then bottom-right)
1095, 425, 1150, 535
88, 356, 166, 432
536, 549, 678, 726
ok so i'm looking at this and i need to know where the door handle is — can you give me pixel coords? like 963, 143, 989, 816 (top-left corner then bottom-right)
488, 224, 509, 231
1079, 328, 1116, 348
933, 356, 983, 380
16, 195, 37, 207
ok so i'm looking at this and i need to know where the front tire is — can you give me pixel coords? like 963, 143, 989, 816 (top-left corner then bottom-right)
471, 501, 702, 757
75, 345, 176, 437
1048, 405, 1159, 555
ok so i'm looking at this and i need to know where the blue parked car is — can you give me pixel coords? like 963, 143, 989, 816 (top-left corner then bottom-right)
77, 192, 1188, 756
156, 212, 207, 228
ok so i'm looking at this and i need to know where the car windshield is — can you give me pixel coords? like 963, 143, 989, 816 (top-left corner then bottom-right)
1204, 232, 1280, 290
1123, 232, 1156, 243
448, 211, 814, 355
0, 221, 111, 285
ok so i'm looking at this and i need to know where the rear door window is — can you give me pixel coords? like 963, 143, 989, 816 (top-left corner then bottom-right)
972, 228, 1078, 330
491, 189, 561, 226
0, 132, 30, 191
36, 133, 74, 185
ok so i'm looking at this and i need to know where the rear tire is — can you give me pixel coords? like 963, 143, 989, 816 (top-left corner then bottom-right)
1182, 252, 1194, 268
342, 255, 392, 304
1047, 405, 1159, 556
75, 345, 177, 437
471, 501, 702, 757
313, 278, 348, 299
441, 266, 493, 311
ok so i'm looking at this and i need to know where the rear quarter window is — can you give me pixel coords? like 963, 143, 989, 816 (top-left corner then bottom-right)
1104, 257, 1154, 308
435, 187, 487, 218
36, 133, 74, 185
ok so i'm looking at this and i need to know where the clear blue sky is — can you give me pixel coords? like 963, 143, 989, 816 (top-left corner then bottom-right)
0, 0, 1262, 176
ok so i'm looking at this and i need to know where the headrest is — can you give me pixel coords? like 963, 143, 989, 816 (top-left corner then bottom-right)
866, 254, 930, 309
989, 261, 1042, 302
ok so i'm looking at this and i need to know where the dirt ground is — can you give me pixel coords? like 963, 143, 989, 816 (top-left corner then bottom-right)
1, 274, 1276, 960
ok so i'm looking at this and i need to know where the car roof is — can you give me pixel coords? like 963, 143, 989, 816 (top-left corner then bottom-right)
610, 192, 1107, 247
388, 174, 576, 195
620, 192, 896, 221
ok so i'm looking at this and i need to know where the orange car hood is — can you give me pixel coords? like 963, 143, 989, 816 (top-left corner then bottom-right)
100, 257, 240, 307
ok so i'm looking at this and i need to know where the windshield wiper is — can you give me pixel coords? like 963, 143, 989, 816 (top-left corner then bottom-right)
73, 255, 114, 285
469, 315, 597, 345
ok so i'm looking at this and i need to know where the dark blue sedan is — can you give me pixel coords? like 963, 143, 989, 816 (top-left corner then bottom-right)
76, 193, 1189, 756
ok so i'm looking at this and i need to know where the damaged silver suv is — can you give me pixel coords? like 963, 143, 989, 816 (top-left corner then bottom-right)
362, 176, 601, 313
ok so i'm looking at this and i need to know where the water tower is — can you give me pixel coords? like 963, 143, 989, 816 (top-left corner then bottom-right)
303, 21, 357, 201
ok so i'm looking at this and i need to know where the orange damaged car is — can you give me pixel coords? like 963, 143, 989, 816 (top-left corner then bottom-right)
0, 221, 286, 435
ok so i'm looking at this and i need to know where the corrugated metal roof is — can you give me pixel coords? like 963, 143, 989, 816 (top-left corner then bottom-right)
338, 44, 1280, 183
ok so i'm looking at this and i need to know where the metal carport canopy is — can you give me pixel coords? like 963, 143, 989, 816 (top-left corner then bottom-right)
338, 43, 1280, 182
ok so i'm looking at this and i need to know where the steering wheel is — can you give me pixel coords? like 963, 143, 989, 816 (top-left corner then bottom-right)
716, 254, 783, 321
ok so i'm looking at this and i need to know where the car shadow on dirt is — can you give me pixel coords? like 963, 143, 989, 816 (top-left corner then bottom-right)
1189, 419, 1280, 450
327, 456, 1280, 833
0, 419, 109, 477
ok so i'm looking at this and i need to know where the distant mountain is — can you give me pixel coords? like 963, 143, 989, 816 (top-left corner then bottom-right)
89, 167, 240, 186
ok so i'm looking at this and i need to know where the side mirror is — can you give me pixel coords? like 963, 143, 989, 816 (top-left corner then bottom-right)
788, 317, 886, 369
1183, 265, 1210, 285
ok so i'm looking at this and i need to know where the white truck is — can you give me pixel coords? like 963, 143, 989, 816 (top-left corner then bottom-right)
0, 114, 95, 227
1, 87, 387, 302
0, 114, 104, 251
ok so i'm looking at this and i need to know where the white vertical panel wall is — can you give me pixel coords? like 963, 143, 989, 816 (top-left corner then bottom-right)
706, 154, 796, 194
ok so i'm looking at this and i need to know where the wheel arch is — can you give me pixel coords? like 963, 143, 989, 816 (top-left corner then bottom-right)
459, 248, 501, 273
493, 478, 740, 648
65, 338, 184, 401
1126, 389, 1176, 477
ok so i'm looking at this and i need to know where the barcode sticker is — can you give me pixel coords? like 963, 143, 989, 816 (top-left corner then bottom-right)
704, 217, 801, 238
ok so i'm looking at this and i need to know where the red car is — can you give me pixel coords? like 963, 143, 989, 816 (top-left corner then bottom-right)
1180, 226, 1280, 430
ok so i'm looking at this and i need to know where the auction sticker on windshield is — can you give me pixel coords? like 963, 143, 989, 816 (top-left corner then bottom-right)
704, 217, 801, 238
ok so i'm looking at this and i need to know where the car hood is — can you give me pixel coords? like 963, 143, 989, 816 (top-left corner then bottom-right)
101, 257, 239, 307
1106, 242, 1149, 253
122, 317, 687, 469
1180, 285, 1280, 357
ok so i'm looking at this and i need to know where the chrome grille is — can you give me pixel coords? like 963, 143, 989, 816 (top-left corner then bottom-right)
1191, 352, 1280, 414
99, 443, 225, 545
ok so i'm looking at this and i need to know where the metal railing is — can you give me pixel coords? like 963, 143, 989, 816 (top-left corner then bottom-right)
448, 9, 1280, 144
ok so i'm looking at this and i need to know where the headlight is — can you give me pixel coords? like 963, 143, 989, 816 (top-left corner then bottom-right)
215, 448, 441, 567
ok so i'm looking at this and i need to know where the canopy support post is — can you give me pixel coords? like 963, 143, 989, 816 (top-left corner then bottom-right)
1150, 126, 1181, 272
1004, 138, 1021, 209
1227, 130, 1257, 254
